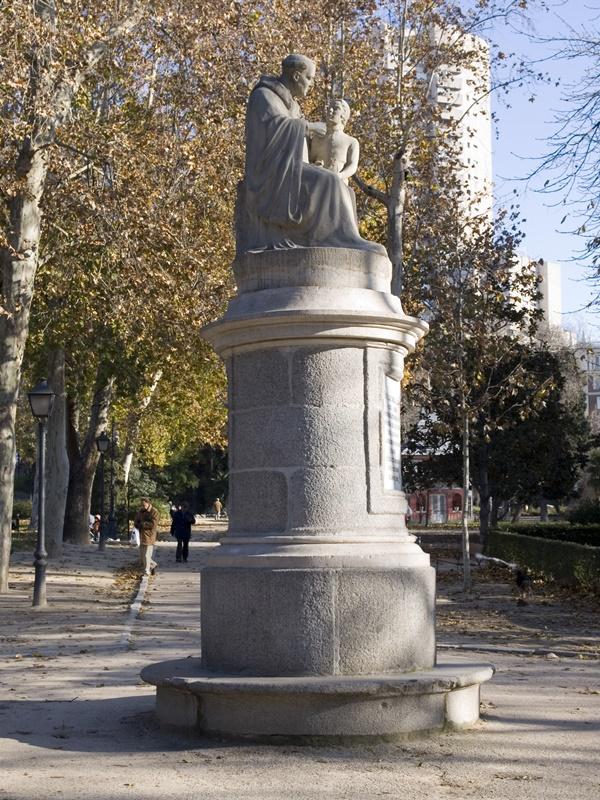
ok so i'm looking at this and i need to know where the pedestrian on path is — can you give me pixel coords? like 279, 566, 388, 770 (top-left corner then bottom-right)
90, 514, 101, 543
134, 498, 159, 575
170, 502, 195, 563
213, 498, 222, 519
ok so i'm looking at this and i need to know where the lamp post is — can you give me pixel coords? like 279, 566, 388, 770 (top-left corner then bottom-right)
27, 379, 55, 609
96, 431, 110, 551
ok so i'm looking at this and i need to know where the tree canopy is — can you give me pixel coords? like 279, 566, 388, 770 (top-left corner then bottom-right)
0, 0, 570, 585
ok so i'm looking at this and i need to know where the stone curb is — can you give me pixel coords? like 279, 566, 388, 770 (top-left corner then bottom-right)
118, 573, 150, 648
438, 641, 599, 660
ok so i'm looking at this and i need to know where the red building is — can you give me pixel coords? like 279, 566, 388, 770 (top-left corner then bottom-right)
406, 487, 467, 525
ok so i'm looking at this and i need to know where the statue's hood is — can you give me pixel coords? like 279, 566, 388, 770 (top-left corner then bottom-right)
253, 75, 294, 110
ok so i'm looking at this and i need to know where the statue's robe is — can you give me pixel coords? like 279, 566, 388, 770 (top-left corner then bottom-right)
238, 75, 385, 254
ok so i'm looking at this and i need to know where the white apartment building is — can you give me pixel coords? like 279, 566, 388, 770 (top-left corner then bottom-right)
429, 33, 493, 217
535, 258, 563, 328
377, 22, 493, 216
514, 255, 566, 333
379, 23, 573, 336
575, 343, 600, 433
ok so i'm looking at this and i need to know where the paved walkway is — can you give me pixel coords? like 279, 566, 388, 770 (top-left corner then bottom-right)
0, 529, 598, 799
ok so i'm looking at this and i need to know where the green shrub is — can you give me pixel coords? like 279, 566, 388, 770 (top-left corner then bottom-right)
502, 522, 600, 547
12, 499, 32, 520
488, 530, 600, 592
566, 499, 600, 525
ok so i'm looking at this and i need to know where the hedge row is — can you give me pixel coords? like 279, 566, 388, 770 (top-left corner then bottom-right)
500, 523, 600, 547
487, 530, 600, 592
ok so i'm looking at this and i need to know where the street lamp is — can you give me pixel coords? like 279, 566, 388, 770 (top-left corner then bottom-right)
27, 378, 55, 609
96, 431, 110, 551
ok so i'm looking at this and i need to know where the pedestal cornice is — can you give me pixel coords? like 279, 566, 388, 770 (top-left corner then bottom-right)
203, 307, 429, 357
201, 248, 428, 357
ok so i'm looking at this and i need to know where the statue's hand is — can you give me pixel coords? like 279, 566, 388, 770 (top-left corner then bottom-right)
308, 122, 326, 137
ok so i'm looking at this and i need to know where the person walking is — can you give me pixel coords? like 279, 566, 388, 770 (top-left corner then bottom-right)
90, 514, 101, 543
170, 501, 195, 563
213, 498, 222, 520
134, 498, 159, 576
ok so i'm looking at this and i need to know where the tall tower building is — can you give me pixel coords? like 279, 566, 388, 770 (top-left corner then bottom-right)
535, 259, 563, 329
428, 32, 493, 217
377, 23, 493, 216
378, 23, 563, 327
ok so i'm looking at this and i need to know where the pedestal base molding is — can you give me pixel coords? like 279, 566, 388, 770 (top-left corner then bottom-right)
141, 659, 494, 739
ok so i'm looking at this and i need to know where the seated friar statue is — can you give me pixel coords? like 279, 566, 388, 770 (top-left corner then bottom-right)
236, 53, 386, 256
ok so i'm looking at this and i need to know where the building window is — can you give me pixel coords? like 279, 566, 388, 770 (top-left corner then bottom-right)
430, 493, 447, 523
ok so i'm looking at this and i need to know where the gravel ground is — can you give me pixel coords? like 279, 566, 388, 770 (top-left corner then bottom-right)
0, 529, 598, 800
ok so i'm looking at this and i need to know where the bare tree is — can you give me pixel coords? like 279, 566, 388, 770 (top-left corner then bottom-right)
529, 22, 600, 299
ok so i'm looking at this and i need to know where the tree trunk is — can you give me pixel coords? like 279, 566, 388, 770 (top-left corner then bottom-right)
0, 141, 47, 592
490, 496, 502, 529
479, 491, 491, 550
510, 502, 524, 523
388, 149, 407, 298
45, 349, 69, 558
122, 450, 135, 489
63, 376, 114, 544
475, 442, 491, 551
539, 497, 549, 522
461, 400, 471, 592
63, 464, 96, 546
122, 368, 163, 486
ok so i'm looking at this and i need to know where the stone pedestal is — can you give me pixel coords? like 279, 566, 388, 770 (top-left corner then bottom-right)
142, 247, 493, 738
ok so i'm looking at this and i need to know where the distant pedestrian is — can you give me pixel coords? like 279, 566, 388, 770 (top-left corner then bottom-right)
134, 498, 159, 576
213, 498, 223, 519
90, 514, 101, 543
170, 502, 195, 563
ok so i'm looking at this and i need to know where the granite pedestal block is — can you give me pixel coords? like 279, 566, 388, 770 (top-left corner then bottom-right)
201, 566, 436, 676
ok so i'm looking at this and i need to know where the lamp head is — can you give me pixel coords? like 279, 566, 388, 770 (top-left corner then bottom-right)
27, 379, 55, 420
96, 431, 110, 453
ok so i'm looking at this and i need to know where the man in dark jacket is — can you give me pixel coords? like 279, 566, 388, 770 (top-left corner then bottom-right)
170, 502, 195, 563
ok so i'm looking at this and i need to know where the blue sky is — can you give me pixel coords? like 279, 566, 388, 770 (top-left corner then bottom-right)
490, 0, 599, 337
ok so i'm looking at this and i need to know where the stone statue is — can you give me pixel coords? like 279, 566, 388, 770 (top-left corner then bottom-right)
309, 98, 359, 184
309, 98, 360, 224
236, 54, 385, 255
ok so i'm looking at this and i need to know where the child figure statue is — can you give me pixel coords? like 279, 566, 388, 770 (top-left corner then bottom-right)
309, 98, 359, 184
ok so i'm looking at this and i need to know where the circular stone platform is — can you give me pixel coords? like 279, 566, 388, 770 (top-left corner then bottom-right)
141, 659, 494, 739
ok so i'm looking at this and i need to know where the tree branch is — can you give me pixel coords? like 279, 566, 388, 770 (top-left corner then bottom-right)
32, 3, 145, 149
352, 174, 389, 206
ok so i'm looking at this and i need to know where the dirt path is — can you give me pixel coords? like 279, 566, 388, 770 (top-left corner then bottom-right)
0, 533, 598, 800
435, 558, 599, 656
